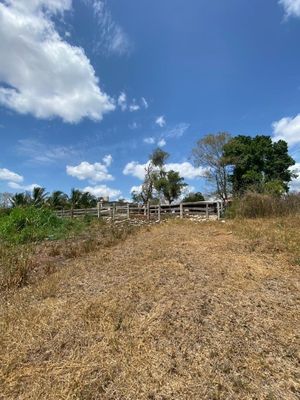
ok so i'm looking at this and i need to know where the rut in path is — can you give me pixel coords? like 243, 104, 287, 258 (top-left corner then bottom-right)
0, 221, 299, 400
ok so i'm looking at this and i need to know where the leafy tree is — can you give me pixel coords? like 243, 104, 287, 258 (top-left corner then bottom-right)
80, 191, 97, 208
153, 170, 187, 204
47, 191, 69, 209
182, 192, 205, 203
192, 132, 231, 201
223, 135, 296, 195
150, 148, 169, 168
31, 187, 48, 207
132, 148, 186, 204
10, 192, 31, 207
69, 189, 83, 210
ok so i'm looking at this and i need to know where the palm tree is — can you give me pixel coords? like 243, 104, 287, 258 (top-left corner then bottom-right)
31, 187, 48, 207
10, 192, 31, 207
80, 191, 97, 208
69, 189, 83, 210
47, 191, 68, 209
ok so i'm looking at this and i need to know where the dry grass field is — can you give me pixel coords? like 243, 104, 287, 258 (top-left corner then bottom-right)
0, 219, 299, 399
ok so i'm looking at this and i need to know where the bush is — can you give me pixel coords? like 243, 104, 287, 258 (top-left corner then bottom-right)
227, 192, 300, 219
0, 207, 68, 244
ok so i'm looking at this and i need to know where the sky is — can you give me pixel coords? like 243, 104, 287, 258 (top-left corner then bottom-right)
0, 0, 300, 200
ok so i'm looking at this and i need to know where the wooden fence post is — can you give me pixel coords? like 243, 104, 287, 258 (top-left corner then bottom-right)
206, 203, 209, 219
147, 201, 150, 221
97, 202, 100, 219
127, 203, 130, 220
180, 203, 183, 219
217, 201, 221, 220
158, 202, 161, 221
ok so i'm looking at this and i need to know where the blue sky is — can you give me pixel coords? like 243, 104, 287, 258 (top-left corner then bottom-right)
0, 0, 300, 199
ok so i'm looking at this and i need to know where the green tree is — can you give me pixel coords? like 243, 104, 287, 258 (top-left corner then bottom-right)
182, 192, 205, 203
153, 170, 187, 204
223, 135, 296, 195
47, 191, 69, 209
192, 132, 231, 201
31, 187, 48, 207
10, 192, 31, 208
150, 148, 169, 168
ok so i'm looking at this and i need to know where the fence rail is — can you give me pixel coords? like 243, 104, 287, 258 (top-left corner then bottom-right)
55, 200, 225, 221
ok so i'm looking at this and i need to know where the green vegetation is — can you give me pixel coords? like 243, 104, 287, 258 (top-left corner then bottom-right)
223, 135, 296, 195
182, 192, 205, 202
132, 148, 187, 204
0, 207, 86, 244
9, 187, 98, 210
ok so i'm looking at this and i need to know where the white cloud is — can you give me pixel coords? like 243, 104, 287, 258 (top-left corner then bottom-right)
0, 0, 115, 123
103, 154, 113, 167
157, 138, 166, 147
129, 101, 140, 112
156, 115, 166, 127
8, 182, 40, 191
123, 161, 207, 180
144, 137, 156, 144
130, 185, 142, 194
118, 92, 127, 111
166, 162, 207, 179
123, 161, 150, 180
272, 115, 300, 146
290, 162, 300, 191
83, 185, 121, 199
141, 97, 149, 109
279, 0, 300, 17
0, 167, 23, 183
66, 156, 114, 182
90, 0, 131, 56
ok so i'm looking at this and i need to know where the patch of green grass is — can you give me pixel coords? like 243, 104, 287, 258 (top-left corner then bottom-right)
0, 207, 89, 244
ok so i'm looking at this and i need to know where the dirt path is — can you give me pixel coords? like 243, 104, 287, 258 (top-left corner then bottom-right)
0, 221, 299, 399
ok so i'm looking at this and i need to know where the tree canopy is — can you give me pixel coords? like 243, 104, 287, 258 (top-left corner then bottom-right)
223, 135, 296, 195
182, 192, 205, 203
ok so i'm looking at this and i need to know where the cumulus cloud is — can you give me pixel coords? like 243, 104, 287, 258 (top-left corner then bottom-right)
0, 167, 23, 183
83, 185, 121, 199
66, 155, 114, 182
279, 0, 300, 17
0, 0, 115, 123
123, 161, 207, 180
103, 154, 113, 167
272, 114, 300, 146
8, 182, 41, 191
156, 115, 166, 127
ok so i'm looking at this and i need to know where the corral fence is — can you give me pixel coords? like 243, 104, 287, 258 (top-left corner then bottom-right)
55, 201, 225, 221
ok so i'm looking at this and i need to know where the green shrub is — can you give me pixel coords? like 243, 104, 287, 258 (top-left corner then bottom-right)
0, 207, 69, 244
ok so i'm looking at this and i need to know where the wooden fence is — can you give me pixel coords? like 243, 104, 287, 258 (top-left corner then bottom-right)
55, 201, 225, 221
